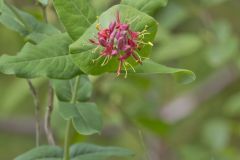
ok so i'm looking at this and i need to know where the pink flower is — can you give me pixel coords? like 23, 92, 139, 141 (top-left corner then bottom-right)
89, 11, 151, 78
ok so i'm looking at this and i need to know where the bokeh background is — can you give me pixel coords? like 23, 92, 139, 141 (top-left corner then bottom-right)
1, 0, 240, 159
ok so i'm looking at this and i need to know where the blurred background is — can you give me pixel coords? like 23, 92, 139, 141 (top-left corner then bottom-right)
1, 0, 240, 159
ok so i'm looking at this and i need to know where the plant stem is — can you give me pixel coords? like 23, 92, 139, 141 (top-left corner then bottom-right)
26, 79, 40, 147
63, 120, 71, 160
44, 84, 55, 145
63, 76, 80, 160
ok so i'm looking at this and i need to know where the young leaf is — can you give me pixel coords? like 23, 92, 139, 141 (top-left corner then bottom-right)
52, 75, 92, 102
58, 102, 102, 135
121, 0, 168, 15
133, 59, 196, 84
0, 0, 60, 43
70, 143, 134, 160
15, 145, 63, 160
0, 33, 81, 79
53, 0, 96, 40
70, 4, 158, 75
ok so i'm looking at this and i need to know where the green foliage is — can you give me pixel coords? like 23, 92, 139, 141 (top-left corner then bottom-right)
70, 4, 158, 75
15, 145, 63, 160
52, 75, 92, 102
121, 0, 168, 15
0, 0, 59, 43
58, 102, 102, 135
70, 143, 134, 160
0, 33, 81, 79
53, 0, 96, 40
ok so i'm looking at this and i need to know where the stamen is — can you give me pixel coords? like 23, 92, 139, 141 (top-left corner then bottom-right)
125, 61, 136, 73
92, 55, 103, 63
123, 62, 128, 78
148, 42, 154, 46
117, 60, 123, 76
133, 51, 142, 64
92, 46, 100, 53
96, 16, 101, 31
101, 55, 110, 66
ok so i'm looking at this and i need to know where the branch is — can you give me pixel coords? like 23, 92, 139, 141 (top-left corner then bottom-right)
44, 83, 55, 145
26, 79, 40, 147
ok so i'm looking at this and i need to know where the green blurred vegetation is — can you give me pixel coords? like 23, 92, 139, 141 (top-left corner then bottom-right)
1, 0, 240, 159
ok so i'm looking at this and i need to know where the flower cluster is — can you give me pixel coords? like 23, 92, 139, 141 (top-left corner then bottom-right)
89, 11, 152, 78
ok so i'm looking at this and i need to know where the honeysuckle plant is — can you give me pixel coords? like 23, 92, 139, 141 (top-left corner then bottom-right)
0, 0, 195, 159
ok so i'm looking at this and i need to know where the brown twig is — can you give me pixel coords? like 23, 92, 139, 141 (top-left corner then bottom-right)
44, 84, 55, 145
26, 79, 40, 147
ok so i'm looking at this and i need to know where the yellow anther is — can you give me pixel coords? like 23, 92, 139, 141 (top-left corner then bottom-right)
96, 23, 101, 31
148, 42, 153, 46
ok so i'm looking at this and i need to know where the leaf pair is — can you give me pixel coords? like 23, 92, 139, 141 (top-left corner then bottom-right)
52, 75, 102, 135
58, 102, 102, 135
15, 143, 134, 160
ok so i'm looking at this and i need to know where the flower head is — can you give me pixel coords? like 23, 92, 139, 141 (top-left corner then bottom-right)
89, 11, 152, 78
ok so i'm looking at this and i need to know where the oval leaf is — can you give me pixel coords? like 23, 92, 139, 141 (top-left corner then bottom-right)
53, 0, 96, 40
133, 59, 196, 84
52, 75, 92, 102
70, 4, 158, 75
0, 33, 81, 79
58, 102, 102, 135
70, 143, 134, 160
15, 145, 63, 160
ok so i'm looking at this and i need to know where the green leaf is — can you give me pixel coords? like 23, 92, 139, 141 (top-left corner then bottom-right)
15, 145, 63, 160
38, 0, 49, 6
0, 33, 81, 79
58, 102, 102, 135
121, 0, 168, 15
53, 0, 96, 40
0, 0, 60, 43
70, 4, 158, 75
52, 75, 92, 102
133, 59, 196, 84
70, 143, 134, 160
